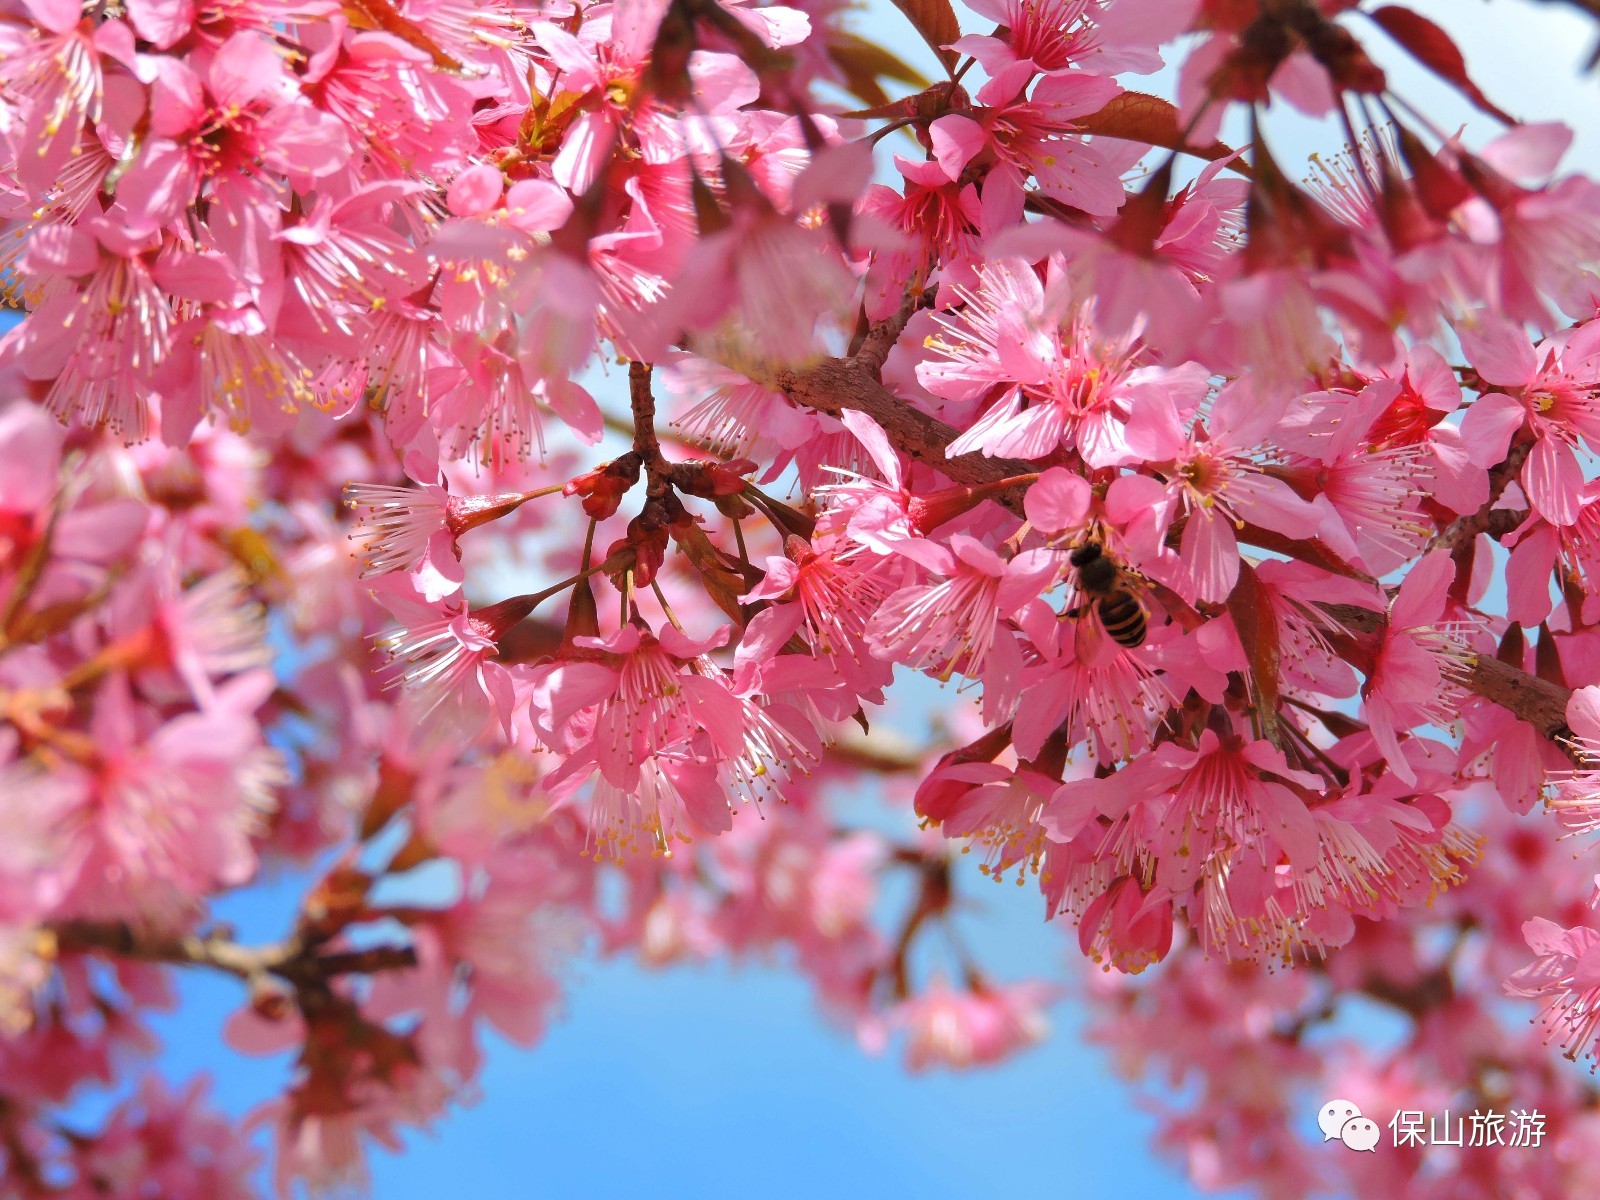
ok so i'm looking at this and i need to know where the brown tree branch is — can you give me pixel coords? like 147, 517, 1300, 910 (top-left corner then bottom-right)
1429, 505, 1529, 551
49, 921, 418, 986
850, 286, 934, 373
770, 357, 1034, 516
767, 351, 1579, 747
629, 359, 662, 465
1320, 603, 1577, 753
1427, 441, 1533, 552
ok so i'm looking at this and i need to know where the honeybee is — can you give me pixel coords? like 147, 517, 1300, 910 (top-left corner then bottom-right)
1068, 542, 1148, 649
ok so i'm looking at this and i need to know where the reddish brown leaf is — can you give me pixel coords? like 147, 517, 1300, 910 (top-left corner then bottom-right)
828, 33, 928, 110
385, 829, 439, 873
1077, 92, 1252, 178
1226, 563, 1284, 749
836, 97, 922, 121
670, 520, 750, 628
1536, 623, 1568, 687
360, 758, 416, 840
1496, 622, 1526, 667
342, 0, 466, 74
1368, 6, 1516, 125
888, 0, 962, 75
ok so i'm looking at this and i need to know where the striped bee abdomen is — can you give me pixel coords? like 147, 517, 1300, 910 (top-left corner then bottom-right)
1096, 592, 1148, 648
1070, 541, 1149, 650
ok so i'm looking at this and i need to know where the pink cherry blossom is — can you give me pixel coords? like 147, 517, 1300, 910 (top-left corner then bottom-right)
892, 976, 1051, 1070
1506, 917, 1600, 1066
1461, 315, 1600, 526
0, 1, 1599, 1195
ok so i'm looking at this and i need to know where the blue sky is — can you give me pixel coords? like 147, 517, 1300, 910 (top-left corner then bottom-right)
156, 844, 1228, 1200
15, 1, 1600, 1196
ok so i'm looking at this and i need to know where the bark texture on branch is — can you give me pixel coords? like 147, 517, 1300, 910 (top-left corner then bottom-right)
1321, 604, 1576, 748
50, 921, 418, 985
772, 358, 1034, 516
772, 351, 1579, 746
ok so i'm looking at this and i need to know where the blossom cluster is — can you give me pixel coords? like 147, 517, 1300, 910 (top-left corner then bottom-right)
5, 0, 1600, 1195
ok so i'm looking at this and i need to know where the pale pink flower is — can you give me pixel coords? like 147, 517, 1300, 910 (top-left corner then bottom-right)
1497, 493, 1600, 628
0, 672, 282, 926
810, 409, 922, 552
1175, 20, 1334, 144
372, 579, 530, 739
743, 534, 894, 686
929, 72, 1134, 218
1360, 550, 1476, 786
632, 890, 720, 965
168, 567, 274, 696
951, 0, 1160, 104
715, 0, 811, 49
562, 625, 732, 782
915, 257, 1048, 409
531, 0, 670, 192
807, 833, 885, 939
157, 304, 318, 445
1249, 558, 1378, 696
0, 398, 67, 522
1104, 379, 1322, 603
1022, 466, 1093, 535
114, 32, 351, 231
1453, 122, 1600, 323
1461, 700, 1568, 816
330, 301, 459, 447
295, 23, 475, 178
895, 977, 1051, 1071
1065, 731, 1323, 898
344, 482, 454, 579
1, 0, 118, 191
1153, 156, 1249, 286
8, 219, 172, 442
1460, 314, 1600, 527
1363, 345, 1485, 516
859, 156, 984, 321
258, 1099, 392, 1200
502, 250, 605, 411
1506, 916, 1600, 1066
1544, 685, 1600, 836
1213, 266, 1348, 395
529, 622, 815, 825
269, 187, 421, 340
76, 1076, 262, 1200
675, 212, 856, 369
434, 332, 600, 467
426, 871, 565, 1047
730, 607, 868, 729
916, 760, 1055, 881
984, 176, 1216, 354
1306, 787, 1481, 929
867, 536, 1058, 720
1274, 382, 1437, 575
661, 352, 811, 459
1012, 616, 1172, 764
344, 480, 537, 588
554, 740, 734, 860
925, 257, 1209, 466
